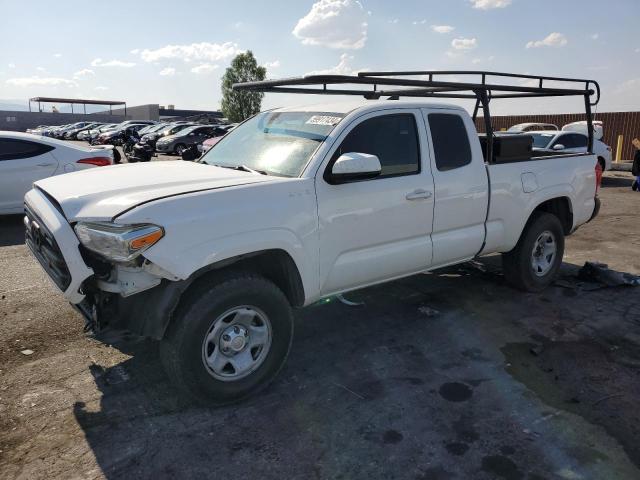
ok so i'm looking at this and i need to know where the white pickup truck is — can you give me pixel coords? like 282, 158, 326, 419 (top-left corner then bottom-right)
24, 72, 602, 404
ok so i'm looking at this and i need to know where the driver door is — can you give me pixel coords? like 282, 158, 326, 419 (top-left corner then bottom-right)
315, 109, 435, 296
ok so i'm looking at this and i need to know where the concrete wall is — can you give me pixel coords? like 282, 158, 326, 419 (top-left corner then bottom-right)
108, 104, 160, 121
0, 110, 128, 132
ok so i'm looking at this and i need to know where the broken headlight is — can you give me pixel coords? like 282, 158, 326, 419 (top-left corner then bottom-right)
74, 222, 164, 262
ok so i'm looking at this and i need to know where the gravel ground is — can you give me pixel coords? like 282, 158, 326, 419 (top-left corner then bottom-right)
0, 170, 639, 480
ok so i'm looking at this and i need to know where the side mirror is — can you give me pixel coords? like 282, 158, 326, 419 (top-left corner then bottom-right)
328, 152, 381, 184
553, 144, 565, 151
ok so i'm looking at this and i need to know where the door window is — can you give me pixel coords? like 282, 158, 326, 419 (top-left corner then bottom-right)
329, 113, 420, 178
0, 139, 54, 161
428, 113, 472, 171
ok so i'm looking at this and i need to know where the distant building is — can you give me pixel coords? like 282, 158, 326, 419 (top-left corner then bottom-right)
0, 98, 224, 132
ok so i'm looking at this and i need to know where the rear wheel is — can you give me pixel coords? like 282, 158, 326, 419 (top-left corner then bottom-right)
502, 212, 565, 292
160, 272, 294, 405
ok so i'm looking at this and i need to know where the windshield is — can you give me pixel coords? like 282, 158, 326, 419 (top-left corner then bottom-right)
528, 133, 555, 148
199, 111, 344, 177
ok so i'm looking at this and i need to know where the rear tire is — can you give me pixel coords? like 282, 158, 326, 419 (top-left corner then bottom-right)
502, 212, 565, 292
160, 272, 294, 405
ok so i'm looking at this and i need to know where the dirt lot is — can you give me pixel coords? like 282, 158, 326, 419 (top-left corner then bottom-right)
1, 171, 639, 480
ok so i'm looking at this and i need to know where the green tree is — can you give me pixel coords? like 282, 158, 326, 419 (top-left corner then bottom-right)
221, 51, 267, 122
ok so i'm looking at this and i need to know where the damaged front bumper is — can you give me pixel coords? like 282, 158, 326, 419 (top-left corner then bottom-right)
24, 189, 94, 304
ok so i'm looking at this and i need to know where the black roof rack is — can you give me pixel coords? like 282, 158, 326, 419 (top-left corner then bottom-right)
233, 70, 600, 158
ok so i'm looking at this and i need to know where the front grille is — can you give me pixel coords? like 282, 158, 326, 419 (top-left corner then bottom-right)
24, 205, 72, 291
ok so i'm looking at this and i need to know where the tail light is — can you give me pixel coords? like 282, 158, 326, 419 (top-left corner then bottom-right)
77, 157, 112, 167
595, 162, 603, 194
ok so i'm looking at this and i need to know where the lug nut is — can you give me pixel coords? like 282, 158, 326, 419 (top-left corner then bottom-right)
233, 326, 240, 334
222, 334, 230, 341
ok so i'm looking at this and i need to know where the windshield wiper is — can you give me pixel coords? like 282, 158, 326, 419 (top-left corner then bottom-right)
213, 164, 268, 175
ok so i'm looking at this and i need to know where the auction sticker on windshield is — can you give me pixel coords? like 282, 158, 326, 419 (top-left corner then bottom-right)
306, 115, 343, 126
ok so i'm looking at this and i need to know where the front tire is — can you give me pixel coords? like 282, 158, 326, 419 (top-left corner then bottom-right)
502, 212, 565, 292
174, 143, 186, 155
160, 272, 294, 405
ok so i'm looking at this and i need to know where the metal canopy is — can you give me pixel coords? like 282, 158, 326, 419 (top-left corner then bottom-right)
28, 97, 127, 115
232, 70, 601, 160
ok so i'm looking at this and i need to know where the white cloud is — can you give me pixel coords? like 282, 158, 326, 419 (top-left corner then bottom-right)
6, 76, 77, 87
138, 42, 241, 63
8, 63, 15, 69
526, 32, 567, 48
388, 18, 399, 24
73, 68, 95, 78
91, 58, 136, 67
472, 55, 495, 64
190, 63, 218, 74
451, 37, 478, 50
591, 33, 599, 40
36, 67, 46, 72
130, 49, 140, 54
94, 86, 109, 91
264, 60, 281, 69
307, 53, 363, 75
159, 67, 176, 76
431, 25, 454, 34
53, 53, 62, 58
292, 0, 368, 50
616, 78, 640, 93
413, 19, 427, 25
470, 0, 511, 9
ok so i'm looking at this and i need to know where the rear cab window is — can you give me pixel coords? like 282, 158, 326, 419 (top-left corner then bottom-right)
427, 113, 472, 171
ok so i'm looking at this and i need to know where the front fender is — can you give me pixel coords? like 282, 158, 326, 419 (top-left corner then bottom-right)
142, 227, 316, 301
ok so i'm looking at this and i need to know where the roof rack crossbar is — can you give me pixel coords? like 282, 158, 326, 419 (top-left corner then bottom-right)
234, 72, 599, 105
232, 70, 600, 155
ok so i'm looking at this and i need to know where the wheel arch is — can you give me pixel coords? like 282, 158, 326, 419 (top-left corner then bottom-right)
529, 196, 573, 235
107, 249, 306, 340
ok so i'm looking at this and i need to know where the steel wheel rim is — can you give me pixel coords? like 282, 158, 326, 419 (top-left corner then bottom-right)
201, 306, 272, 382
531, 230, 557, 277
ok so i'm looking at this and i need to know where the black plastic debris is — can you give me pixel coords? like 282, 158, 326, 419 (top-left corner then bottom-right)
578, 262, 640, 287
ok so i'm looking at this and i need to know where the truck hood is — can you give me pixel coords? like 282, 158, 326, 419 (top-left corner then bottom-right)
34, 161, 276, 221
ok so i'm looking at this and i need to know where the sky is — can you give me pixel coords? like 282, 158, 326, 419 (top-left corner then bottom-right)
1, 0, 639, 116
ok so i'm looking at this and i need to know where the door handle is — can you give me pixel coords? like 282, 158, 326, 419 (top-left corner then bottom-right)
37, 163, 54, 167
406, 189, 432, 201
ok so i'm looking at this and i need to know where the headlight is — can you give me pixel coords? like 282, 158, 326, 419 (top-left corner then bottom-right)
74, 222, 164, 262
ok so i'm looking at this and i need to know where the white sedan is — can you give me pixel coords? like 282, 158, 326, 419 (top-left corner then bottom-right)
0, 132, 115, 214
527, 130, 612, 171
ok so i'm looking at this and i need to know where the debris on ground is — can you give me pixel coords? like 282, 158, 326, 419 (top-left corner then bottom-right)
418, 306, 440, 317
335, 294, 365, 307
19, 349, 34, 356
578, 262, 640, 287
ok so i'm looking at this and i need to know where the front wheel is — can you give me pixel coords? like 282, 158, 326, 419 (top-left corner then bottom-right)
502, 212, 565, 292
160, 272, 294, 405
174, 143, 186, 155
